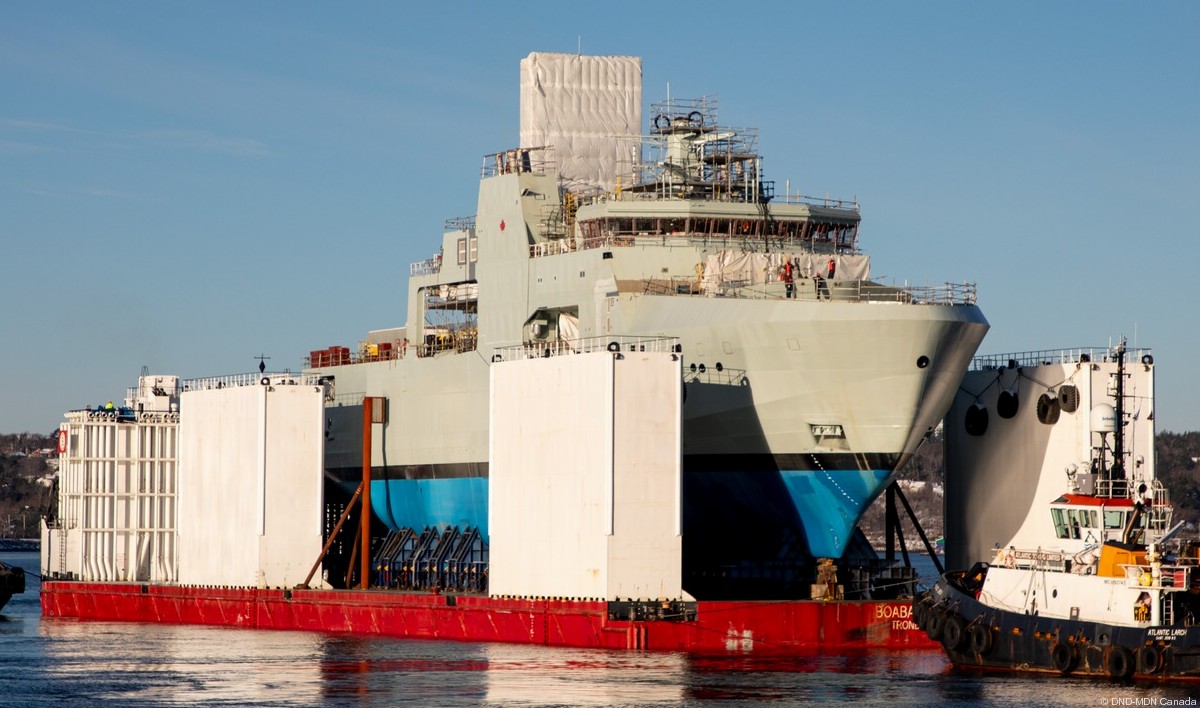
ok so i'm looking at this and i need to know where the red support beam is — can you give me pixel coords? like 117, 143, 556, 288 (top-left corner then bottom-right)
360, 397, 373, 590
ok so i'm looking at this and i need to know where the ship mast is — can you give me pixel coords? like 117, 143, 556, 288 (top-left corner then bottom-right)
1111, 339, 1127, 483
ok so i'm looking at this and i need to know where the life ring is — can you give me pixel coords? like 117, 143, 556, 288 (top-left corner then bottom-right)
1003, 550, 1015, 569
57, 429, 68, 454
941, 614, 966, 652
969, 623, 994, 655
1106, 646, 1135, 680
925, 609, 946, 642
1051, 643, 1078, 674
1138, 644, 1164, 674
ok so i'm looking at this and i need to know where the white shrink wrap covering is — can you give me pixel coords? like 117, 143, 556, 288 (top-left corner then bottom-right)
520, 52, 642, 194
701, 252, 871, 292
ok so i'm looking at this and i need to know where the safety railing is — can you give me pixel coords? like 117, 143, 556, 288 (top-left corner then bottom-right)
1122, 563, 1195, 591
410, 256, 442, 277
181, 372, 321, 391
640, 274, 977, 306
972, 346, 1153, 372
493, 335, 681, 362
481, 146, 553, 178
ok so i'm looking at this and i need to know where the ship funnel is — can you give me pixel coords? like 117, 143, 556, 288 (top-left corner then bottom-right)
1091, 403, 1116, 434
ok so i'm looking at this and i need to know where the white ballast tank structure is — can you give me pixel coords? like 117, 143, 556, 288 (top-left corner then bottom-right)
177, 377, 326, 588
488, 343, 683, 600
43, 373, 328, 590
43, 376, 182, 583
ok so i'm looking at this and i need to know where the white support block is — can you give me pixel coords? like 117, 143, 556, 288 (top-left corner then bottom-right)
489, 350, 682, 600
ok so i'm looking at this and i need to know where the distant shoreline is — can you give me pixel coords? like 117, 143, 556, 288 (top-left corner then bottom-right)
0, 539, 38, 552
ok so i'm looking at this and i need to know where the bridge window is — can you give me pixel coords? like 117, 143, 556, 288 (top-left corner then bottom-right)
1066, 509, 1083, 539
1052, 508, 1069, 539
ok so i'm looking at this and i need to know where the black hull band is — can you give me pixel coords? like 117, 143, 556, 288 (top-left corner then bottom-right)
916, 573, 1200, 682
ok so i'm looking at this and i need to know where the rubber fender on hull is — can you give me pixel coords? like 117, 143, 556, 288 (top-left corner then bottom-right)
964, 404, 988, 436
1058, 384, 1080, 413
1138, 644, 1164, 674
969, 623, 994, 655
941, 614, 966, 652
1106, 646, 1135, 680
996, 391, 1019, 419
912, 598, 929, 629
1051, 642, 1078, 674
925, 609, 946, 642
1037, 393, 1061, 425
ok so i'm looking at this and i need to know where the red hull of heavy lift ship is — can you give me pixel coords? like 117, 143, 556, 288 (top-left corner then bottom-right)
42, 582, 936, 653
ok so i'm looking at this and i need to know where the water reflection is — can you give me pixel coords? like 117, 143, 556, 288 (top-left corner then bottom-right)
40, 620, 330, 705
10, 549, 1200, 707
483, 643, 685, 705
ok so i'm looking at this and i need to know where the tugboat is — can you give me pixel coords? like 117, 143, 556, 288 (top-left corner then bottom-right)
917, 341, 1200, 681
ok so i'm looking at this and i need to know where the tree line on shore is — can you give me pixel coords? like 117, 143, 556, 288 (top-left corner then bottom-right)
0, 433, 58, 538
855, 430, 1200, 542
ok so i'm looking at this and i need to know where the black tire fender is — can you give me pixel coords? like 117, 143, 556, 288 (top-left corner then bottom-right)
912, 599, 928, 629
964, 404, 988, 436
1051, 642, 1078, 674
925, 609, 945, 642
997, 390, 1019, 419
1037, 392, 1061, 425
1106, 646, 1135, 680
1058, 384, 1080, 413
969, 623, 994, 655
1139, 644, 1164, 674
942, 614, 966, 651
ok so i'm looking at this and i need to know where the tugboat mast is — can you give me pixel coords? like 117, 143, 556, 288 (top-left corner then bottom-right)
1111, 340, 1127, 483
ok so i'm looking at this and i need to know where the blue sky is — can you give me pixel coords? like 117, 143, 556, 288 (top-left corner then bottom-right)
3, 2, 1198, 435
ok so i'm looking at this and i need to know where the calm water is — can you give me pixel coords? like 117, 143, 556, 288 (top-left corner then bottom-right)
3, 552, 1198, 706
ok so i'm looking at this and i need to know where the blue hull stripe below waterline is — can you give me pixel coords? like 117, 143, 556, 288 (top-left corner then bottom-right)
780, 468, 892, 558
360, 467, 891, 560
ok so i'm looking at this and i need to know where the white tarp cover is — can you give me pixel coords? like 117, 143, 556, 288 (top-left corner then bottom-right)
520, 53, 642, 194
557, 311, 580, 347
701, 252, 870, 292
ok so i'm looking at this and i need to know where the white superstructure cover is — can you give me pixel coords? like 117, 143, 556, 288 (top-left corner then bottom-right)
519, 52, 642, 194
